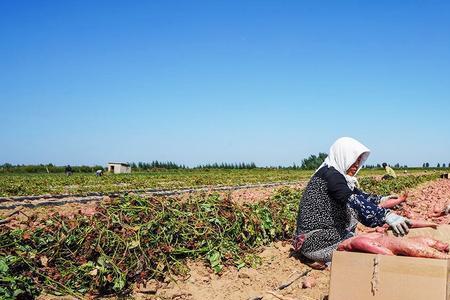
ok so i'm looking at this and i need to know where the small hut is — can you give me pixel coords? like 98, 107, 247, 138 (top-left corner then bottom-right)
107, 162, 131, 174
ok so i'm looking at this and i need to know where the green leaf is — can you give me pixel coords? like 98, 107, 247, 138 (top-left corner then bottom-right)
113, 276, 126, 291
0, 259, 9, 273
207, 250, 223, 273
13, 288, 24, 297
236, 262, 246, 270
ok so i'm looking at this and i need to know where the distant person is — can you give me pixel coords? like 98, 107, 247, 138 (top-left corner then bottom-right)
96, 169, 103, 177
65, 165, 73, 176
382, 162, 397, 180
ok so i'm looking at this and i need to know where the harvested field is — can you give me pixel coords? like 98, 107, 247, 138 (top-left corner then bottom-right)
0, 174, 443, 299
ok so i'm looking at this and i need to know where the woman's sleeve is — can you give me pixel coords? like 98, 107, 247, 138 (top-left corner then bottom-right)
347, 193, 389, 227
354, 188, 383, 205
327, 173, 388, 227
326, 173, 354, 204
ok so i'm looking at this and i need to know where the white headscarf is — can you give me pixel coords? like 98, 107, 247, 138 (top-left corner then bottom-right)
316, 137, 370, 190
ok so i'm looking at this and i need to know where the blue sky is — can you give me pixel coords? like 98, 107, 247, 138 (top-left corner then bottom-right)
1, 1, 449, 167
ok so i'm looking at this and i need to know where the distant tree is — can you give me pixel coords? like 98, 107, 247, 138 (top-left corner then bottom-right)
376, 164, 381, 168
443, 163, 447, 168
437, 163, 441, 168
301, 153, 327, 170
394, 163, 400, 168
425, 162, 430, 168
0, 163, 13, 172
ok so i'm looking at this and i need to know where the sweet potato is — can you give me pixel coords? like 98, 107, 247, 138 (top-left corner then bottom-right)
380, 193, 408, 209
338, 233, 449, 259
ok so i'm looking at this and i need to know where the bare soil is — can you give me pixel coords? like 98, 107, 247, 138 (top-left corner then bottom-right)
143, 242, 330, 300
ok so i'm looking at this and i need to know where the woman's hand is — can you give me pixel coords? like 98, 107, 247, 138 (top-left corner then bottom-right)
385, 212, 412, 236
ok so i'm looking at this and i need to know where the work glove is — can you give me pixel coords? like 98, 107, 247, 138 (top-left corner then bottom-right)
385, 212, 411, 236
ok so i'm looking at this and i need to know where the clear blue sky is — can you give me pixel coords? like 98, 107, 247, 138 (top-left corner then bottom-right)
1, 1, 449, 167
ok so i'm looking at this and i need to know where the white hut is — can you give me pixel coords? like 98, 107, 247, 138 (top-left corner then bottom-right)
107, 162, 131, 174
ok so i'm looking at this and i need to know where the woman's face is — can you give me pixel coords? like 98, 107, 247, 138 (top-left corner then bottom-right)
347, 154, 363, 176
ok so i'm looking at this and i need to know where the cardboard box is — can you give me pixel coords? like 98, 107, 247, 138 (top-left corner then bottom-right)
329, 226, 450, 300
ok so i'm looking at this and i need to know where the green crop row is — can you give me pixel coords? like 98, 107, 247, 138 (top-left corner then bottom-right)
0, 168, 437, 198
359, 173, 440, 194
0, 169, 316, 197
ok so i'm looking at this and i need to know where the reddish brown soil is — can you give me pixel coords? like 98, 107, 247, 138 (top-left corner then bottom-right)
393, 179, 450, 224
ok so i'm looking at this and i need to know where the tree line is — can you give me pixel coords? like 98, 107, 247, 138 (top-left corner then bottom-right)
1, 156, 449, 173
422, 163, 449, 168
129, 161, 187, 170
130, 161, 257, 170
196, 162, 257, 169
0, 163, 104, 174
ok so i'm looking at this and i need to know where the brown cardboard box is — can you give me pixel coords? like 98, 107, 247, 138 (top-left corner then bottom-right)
329, 226, 450, 300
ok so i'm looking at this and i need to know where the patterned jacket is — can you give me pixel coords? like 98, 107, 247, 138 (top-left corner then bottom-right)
295, 165, 389, 254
